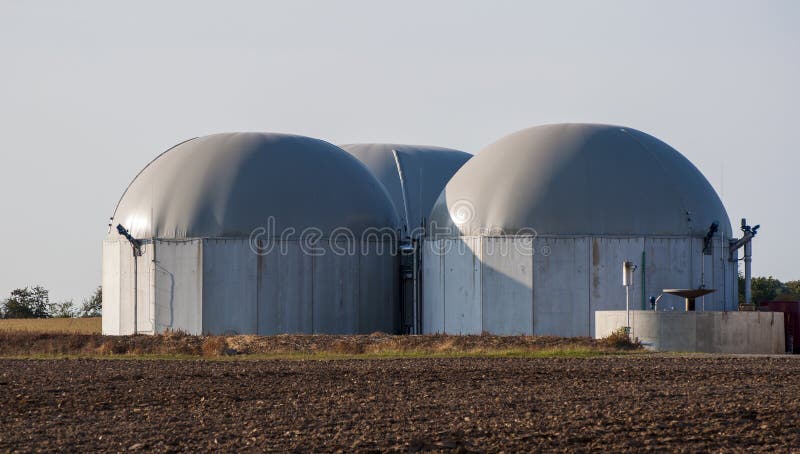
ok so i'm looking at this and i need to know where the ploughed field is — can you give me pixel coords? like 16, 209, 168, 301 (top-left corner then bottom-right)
1, 356, 799, 452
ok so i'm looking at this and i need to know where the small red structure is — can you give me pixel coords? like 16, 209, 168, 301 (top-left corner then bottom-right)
759, 301, 800, 353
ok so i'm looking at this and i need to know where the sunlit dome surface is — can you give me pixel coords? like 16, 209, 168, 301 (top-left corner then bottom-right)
429, 123, 731, 238
112, 132, 400, 239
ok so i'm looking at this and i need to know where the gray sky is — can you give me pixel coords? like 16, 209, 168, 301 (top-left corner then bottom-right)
1, 0, 797, 304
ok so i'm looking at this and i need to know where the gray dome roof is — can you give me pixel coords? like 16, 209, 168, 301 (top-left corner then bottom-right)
112, 133, 400, 239
428, 124, 731, 238
340, 144, 471, 237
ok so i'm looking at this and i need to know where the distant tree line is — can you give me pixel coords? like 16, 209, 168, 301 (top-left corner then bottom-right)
738, 274, 800, 305
0, 285, 101, 319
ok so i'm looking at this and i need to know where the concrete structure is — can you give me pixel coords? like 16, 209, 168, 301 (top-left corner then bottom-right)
595, 310, 785, 354
423, 123, 737, 337
103, 132, 401, 335
340, 144, 471, 240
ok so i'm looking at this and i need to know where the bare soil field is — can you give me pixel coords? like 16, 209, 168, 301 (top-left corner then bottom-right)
1, 356, 798, 452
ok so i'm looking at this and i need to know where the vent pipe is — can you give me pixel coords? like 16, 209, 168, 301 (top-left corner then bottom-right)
729, 218, 760, 306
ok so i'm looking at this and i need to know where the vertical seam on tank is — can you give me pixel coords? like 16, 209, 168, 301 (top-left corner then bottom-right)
587, 237, 592, 336
480, 237, 484, 333
198, 239, 203, 335
355, 248, 360, 333
256, 240, 262, 335
392, 149, 411, 236
310, 254, 315, 334
441, 241, 446, 333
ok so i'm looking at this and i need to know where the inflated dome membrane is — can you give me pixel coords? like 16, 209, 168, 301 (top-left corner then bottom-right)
112, 133, 400, 239
339, 144, 472, 235
429, 123, 731, 238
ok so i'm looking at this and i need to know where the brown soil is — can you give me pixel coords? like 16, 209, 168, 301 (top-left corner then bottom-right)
1, 356, 798, 452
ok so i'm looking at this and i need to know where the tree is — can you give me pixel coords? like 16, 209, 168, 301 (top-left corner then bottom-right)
50, 299, 76, 318
1, 286, 50, 318
78, 286, 102, 318
783, 280, 800, 299
751, 276, 785, 303
737, 274, 800, 304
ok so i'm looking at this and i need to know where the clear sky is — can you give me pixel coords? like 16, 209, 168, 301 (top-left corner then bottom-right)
0, 0, 797, 304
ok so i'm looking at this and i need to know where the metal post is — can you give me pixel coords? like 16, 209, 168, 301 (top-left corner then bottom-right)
626, 285, 630, 331
744, 239, 752, 305
623, 260, 635, 338
640, 251, 646, 310
728, 218, 759, 309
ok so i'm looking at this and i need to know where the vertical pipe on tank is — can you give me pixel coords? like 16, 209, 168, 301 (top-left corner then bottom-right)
623, 260, 635, 336
701, 251, 705, 312
744, 239, 752, 305
722, 232, 727, 312
640, 251, 646, 310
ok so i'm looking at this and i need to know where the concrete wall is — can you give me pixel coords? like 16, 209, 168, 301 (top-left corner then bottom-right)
102, 237, 398, 335
422, 234, 737, 337
595, 310, 785, 354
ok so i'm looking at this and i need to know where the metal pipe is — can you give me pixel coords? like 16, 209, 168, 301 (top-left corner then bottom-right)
651, 294, 664, 311
623, 260, 636, 337
626, 285, 630, 330
729, 218, 759, 307
744, 239, 752, 305
701, 252, 705, 311
722, 231, 727, 312
640, 251, 646, 310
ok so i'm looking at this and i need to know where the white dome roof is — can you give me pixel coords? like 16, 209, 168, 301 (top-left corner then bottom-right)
112, 133, 400, 239
339, 144, 471, 237
428, 124, 731, 238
